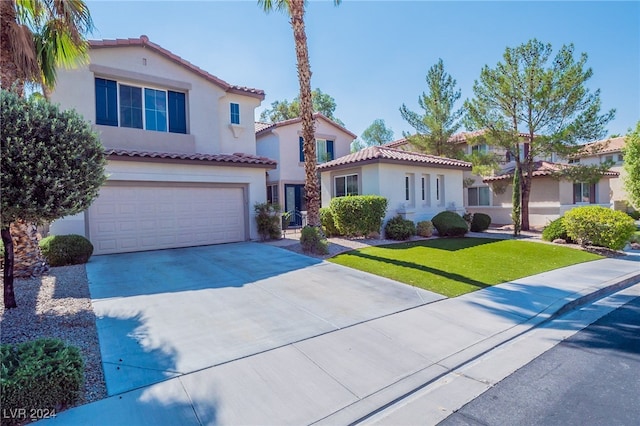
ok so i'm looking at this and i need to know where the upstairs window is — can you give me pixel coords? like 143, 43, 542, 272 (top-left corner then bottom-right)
471, 144, 489, 154
94, 78, 187, 134
299, 137, 334, 163
230, 103, 240, 125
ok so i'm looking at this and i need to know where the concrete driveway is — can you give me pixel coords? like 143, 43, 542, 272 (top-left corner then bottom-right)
87, 242, 444, 395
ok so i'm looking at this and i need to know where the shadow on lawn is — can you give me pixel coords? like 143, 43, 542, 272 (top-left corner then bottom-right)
345, 250, 491, 291
379, 237, 501, 252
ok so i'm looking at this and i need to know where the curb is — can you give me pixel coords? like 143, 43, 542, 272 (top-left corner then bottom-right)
315, 270, 640, 426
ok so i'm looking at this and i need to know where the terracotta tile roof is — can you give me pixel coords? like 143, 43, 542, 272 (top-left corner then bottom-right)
105, 149, 277, 168
576, 136, 625, 156
254, 121, 275, 133
385, 130, 535, 149
255, 113, 357, 139
317, 146, 472, 171
89, 35, 265, 100
482, 161, 619, 182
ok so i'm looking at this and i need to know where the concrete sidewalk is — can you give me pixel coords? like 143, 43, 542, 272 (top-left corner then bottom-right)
42, 253, 640, 426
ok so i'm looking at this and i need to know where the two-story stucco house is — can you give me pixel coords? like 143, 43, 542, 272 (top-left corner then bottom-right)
255, 113, 356, 226
49, 36, 276, 254
317, 146, 472, 226
388, 132, 619, 228
572, 136, 627, 208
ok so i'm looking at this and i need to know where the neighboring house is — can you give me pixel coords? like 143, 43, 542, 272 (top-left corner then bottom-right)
387, 132, 618, 227
255, 113, 356, 226
49, 35, 276, 255
317, 146, 472, 225
572, 136, 627, 207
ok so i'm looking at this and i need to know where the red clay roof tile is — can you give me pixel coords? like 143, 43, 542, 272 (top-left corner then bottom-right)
105, 149, 277, 168
89, 35, 265, 100
317, 146, 471, 170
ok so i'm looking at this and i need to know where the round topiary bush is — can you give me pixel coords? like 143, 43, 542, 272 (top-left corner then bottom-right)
563, 206, 636, 250
470, 213, 492, 232
416, 220, 434, 237
384, 215, 416, 240
38, 234, 94, 267
542, 217, 571, 242
431, 211, 468, 237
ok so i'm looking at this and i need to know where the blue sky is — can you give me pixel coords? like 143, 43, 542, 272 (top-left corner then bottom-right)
86, 1, 639, 142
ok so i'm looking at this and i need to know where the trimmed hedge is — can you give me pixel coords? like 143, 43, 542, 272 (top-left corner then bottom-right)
564, 206, 636, 250
542, 217, 571, 242
39, 234, 93, 267
1, 339, 83, 426
432, 211, 468, 237
330, 195, 388, 237
319, 207, 339, 237
470, 213, 492, 232
384, 215, 416, 240
416, 220, 434, 237
300, 226, 328, 255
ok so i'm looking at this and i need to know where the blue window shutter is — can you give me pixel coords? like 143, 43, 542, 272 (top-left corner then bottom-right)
299, 136, 304, 162
95, 78, 117, 126
327, 140, 334, 161
168, 91, 187, 134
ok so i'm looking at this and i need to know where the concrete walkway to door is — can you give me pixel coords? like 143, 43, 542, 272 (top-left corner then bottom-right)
84, 242, 444, 395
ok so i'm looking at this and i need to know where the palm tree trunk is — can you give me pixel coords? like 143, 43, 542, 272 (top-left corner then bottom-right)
289, 0, 320, 227
10, 220, 48, 278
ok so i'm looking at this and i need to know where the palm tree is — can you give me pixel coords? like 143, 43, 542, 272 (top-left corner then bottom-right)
1, 0, 93, 281
1, 0, 93, 94
258, 0, 341, 228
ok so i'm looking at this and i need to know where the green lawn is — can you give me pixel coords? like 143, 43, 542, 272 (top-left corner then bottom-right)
329, 238, 602, 297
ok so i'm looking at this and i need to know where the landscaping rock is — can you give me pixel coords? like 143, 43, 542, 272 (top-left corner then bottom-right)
553, 238, 567, 244
631, 242, 640, 250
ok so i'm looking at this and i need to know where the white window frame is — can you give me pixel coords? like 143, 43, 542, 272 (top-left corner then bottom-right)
436, 174, 445, 206
421, 174, 431, 206
334, 173, 358, 197
118, 82, 171, 132
468, 186, 491, 206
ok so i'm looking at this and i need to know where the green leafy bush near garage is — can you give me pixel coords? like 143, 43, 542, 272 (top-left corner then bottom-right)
38, 234, 94, 266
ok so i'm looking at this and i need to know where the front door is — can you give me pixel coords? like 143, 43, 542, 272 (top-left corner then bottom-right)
284, 184, 306, 227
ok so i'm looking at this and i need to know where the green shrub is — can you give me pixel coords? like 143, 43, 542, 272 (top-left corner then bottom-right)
300, 226, 329, 255
39, 234, 93, 266
564, 206, 636, 250
384, 215, 416, 240
470, 213, 492, 232
254, 203, 282, 241
320, 207, 340, 237
0, 239, 3, 257
330, 195, 388, 237
432, 211, 468, 237
1, 339, 83, 425
416, 220, 434, 237
542, 217, 571, 242
627, 209, 640, 220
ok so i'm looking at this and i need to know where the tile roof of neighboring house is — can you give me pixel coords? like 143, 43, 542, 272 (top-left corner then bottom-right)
89, 35, 265, 100
255, 113, 357, 139
576, 136, 625, 157
105, 149, 277, 168
254, 122, 274, 133
317, 146, 472, 171
482, 161, 619, 182
385, 130, 535, 149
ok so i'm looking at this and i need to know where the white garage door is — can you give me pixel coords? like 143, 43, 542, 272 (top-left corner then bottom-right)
88, 183, 246, 255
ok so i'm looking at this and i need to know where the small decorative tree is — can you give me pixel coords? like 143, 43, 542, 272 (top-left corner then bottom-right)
1, 90, 106, 309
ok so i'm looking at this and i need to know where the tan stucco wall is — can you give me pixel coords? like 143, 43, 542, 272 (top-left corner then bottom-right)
49, 160, 267, 240
51, 45, 261, 156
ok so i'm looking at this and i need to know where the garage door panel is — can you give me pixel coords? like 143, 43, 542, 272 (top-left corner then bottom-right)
89, 184, 246, 254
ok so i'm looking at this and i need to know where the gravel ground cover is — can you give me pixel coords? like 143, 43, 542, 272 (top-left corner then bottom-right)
0, 265, 107, 406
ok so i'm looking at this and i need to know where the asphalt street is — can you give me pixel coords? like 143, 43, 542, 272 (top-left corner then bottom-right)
440, 295, 640, 426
